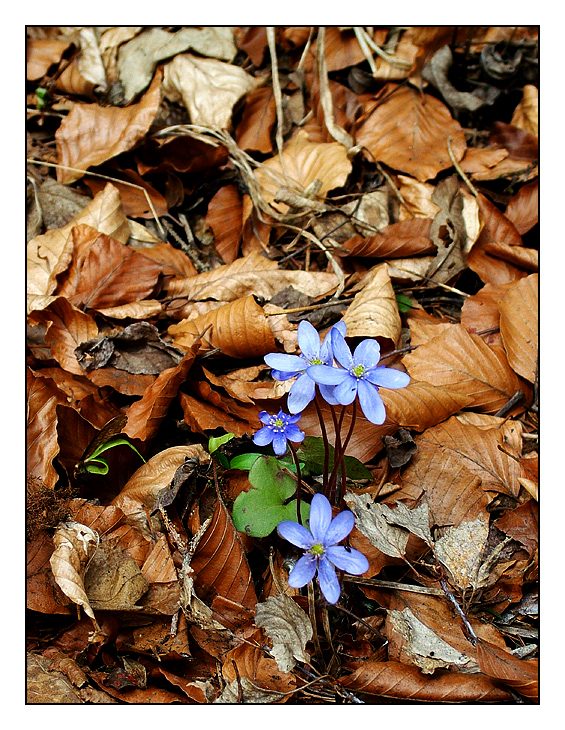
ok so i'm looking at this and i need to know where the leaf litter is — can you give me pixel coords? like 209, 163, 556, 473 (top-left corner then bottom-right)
26, 25, 538, 705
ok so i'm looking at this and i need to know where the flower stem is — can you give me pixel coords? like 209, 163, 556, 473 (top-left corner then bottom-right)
314, 395, 330, 491
287, 442, 303, 524
337, 400, 357, 504
327, 405, 343, 505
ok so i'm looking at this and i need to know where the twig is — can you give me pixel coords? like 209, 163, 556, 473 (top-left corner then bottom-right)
353, 27, 377, 75
447, 136, 479, 198
343, 576, 444, 596
440, 577, 478, 646
266, 27, 286, 166
316, 27, 355, 150
355, 26, 413, 69
264, 297, 354, 317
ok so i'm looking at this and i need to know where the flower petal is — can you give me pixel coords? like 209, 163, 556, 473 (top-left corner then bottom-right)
318, 383, 340, 406
258, 411, 271, 424
307, 364, 348, 385
365, 366, 411, 389
272, 431, 288, 455
297, 320, 320, 361
353, 338, 381, 368
288, 554, 317, 588
284, 424, 305, 443
253, 426, 274, 446
331, 329, 354, 369
287, 373, 316, 413
308, 493, 333, 542
326, 545, 369, 575
357, 379, 386, 424
264, 353, 306, 373
317, 556, 340, 604
277, 521, 314, 549
324, 510, 355, 546
334, 376, 358, 406
320, 320, 345, 362
271, 369, 297, 382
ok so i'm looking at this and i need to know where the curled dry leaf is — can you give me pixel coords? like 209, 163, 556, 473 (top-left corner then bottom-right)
254, 130, 352, 209
27, 369, 66, 488
255, 594, 313, 672
132, 241, 197, 278
403, 323, 524, 413
343, 218, 435, 259
179, 390, 255, 438
498, 274, 538, 383
26, 653, 84, 704
27, 184, 130, 308
221, 636, 296, 696
339, 659, 510, 701
476, 639, 538, 701
356, 85, 466, 182
55, 71, 162, 184
124, 349, 197, 442
205, 184, 243, 264
163, 54, 258, 129
504, 180, 538, 235
510, 84, 538, 138
49, 521, 99, 626
168, 295, 277, 358
214, 678, 281, 704
113, 444, 209, 513
342, 263, 402, 345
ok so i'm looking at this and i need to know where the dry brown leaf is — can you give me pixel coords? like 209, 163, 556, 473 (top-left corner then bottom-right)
84, 170, 168, 219
179, 391, 255, 438
254, 130, 352, 209
482, 242, 538, 273
84, 542, 149, 611
342, 263, 402, 345
235, 85, 276, 153
124, 349, 197, 442
396, 175, 440, 220
205, 184, 243, 264
93, 300, 164, 320
505, 180, 538, 235
27, 38, 71, 80
26, 653, 83, 704
403, 323, 524, 413
55, 71, 162, 184
344, 494, 409, 558
131, 241, 197, 278
113, 445, 209, 513
27, 184, 130, 307
163, 54, 258, 128
50, 521, 99, 626
191, 497, 257, 612
356, 85, 466, 182
27, 369, 66, 488
499, 273, 538, 383
168, 295, 277, 358
141, 535, 178, 584
203, 364, 291, 404
342, 218, 435, 259
255, 594, 313, 672
221, 634, 296, 695
476, 639, 538, 700
510, 84, 538, 138
56, 225, 162, 311
460, 146, 509, 175
339, 659, 510, 701
27, 531, 72, 615
460, 281, 514, 348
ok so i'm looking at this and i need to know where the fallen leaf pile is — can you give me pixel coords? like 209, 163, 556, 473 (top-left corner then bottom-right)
26, 25, 538, 705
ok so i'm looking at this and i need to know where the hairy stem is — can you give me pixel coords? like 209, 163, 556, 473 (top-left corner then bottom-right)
287, 442, 303, 524
337, 400, 357, 503
314, 395, 330, 491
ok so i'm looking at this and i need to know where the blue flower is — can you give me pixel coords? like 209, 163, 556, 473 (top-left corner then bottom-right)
277, 493, 369, 604
264, 320, 346, 413
253, 409, 305, 456
307, 329, 410, 424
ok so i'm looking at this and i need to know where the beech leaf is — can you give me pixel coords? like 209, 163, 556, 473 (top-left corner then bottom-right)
344, 493, 409, 558
255, 594, 313, 672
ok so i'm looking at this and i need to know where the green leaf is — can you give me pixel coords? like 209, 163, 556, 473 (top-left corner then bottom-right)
296, 436, 372, 480
396, 293, 416, 313
232, 456, 310, 537
208, 432, 235, 455
229, 452, 303, 473
84, 458, 110, 475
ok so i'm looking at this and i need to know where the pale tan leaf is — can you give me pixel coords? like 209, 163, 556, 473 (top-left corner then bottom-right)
396, 175, 440, 220
55, 71, 162, 184
342, 263, 401, 345
379, 502, 433, 547
499, 274, 538, 383
84, 542, 148, 610
94, 300, 163, 320
50, 521, 99, 624
434, 516, 489, 590
113, 445, 209, 513
403, 324, 524, 413
27, 38, 71, 80
505, 180, 538, 235
168, 295, 277, 358
163, 53, 258, 128
255, 594, 313, 672
356, 85, 467, 182
344, 493, 409, 558
141, 535, 178, 584
214, 678, 280, 704
27, 184, 130, 306
385, 255, 436, 284
254, 130, 352, 209
511, 84, 538, 138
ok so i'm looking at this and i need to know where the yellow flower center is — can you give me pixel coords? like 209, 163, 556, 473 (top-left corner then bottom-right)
310, 357, 323, 365
273, 418, 284, 428
352, 364, 366, 378
310, 543, 325, 556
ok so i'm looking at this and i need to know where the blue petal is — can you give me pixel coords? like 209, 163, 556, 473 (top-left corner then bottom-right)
287, 373, 316, 413
287, 413, 302, 424
357, 379, 386, 424
334, 377, 358, 406
307, 364, 348, 385
277, 521, 314, 549
326, 546, 369, 575
317, 556, 340, 604
272, 432, 288, 455
308, 493, 332, 542
284, 424, 305, 443
324, 510, 355, 546
331, 329, 354, 369
365, 366, 410, 389
320, 321, 346, 362
253, 426, 274, 446
258, 411, 271, 424
271, 369, 297, 381
288, 554, 317, 588
318, 383, 340, 406
297, 320, 320, 361
353, 338, 381, 368
264, 353, 306, 372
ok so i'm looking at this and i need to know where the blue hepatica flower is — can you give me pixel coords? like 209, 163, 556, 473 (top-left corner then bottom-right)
264, 320, 346, 413
277, 493, 369, 604
307, 328, 410, 425
253, 409, 305, 456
